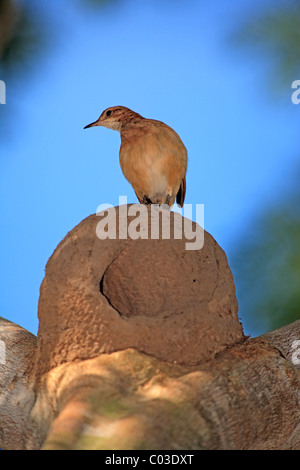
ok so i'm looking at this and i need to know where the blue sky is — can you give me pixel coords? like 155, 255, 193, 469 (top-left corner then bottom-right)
0, 0, 299, 337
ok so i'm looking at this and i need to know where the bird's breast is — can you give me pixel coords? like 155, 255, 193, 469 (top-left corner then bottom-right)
119, 122, 187, 197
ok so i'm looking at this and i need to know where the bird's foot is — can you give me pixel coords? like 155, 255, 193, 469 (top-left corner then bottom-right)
142, 195, 152, 205
165, 194, 171, 205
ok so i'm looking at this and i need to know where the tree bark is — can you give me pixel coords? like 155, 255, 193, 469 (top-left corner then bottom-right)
0, 317, 299, 450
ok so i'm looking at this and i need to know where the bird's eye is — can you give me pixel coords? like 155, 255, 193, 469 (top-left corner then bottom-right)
106, 110, 112, 117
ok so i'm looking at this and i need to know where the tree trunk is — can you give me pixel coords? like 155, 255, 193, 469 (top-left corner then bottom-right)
0, 208, 299, 450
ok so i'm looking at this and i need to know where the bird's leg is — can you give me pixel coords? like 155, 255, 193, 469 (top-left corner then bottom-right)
142, 195, 152, 205
165, 194, 171, 205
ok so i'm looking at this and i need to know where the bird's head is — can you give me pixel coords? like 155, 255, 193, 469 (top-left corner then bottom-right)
84, 106, 142, 132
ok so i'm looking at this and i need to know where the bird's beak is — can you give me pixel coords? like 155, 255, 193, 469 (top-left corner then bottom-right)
84, 119, 100, 129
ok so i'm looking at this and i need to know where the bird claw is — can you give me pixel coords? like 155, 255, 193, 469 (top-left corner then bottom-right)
165, 194, 171, 205
142, 195, 152, 205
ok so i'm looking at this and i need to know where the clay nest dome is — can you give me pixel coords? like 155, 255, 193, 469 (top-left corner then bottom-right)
35, 205, 244, 377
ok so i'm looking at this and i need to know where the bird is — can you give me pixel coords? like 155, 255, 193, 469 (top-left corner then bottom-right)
84, 106, 187, 207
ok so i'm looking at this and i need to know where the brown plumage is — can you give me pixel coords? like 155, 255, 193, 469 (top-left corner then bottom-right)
84, 106, 187, 207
